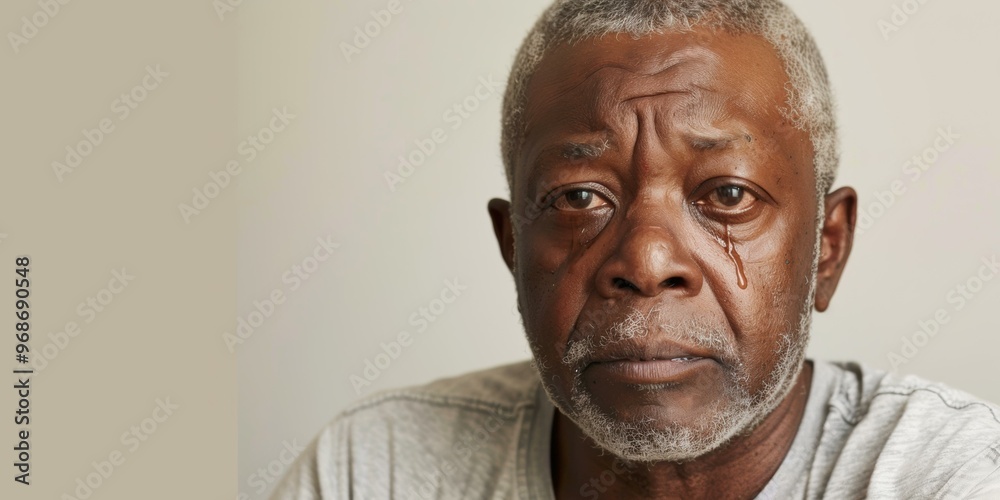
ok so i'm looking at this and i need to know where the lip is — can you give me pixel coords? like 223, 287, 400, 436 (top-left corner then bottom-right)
585, 338, 716, 365
587, 357, 715, 384
579, 337, 720, 384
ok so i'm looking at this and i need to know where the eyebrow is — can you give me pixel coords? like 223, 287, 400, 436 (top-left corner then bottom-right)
688, 132, 747, 151
560, 139, 611, 161
528, 138, 612, 179
524, 139, 609, 196
544, 132, 746, 160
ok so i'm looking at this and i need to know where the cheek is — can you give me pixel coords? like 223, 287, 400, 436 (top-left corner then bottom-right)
515, 240, 573, 360
750, 221, 817, 375
705, 212, 814, 371
516, 231, 598, 362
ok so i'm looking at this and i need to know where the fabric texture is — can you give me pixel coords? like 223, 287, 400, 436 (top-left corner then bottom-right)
270, 360, 1000, 499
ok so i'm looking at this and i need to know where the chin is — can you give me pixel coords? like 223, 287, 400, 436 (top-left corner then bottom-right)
567, 381, 758, 463
581, 402, 745, 463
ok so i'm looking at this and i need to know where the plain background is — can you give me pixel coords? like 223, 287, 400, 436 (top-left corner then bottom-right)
2, 1, 236, 499
237, 1, 1000, 498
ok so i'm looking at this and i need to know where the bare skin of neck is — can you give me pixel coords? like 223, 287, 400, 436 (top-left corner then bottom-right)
552, 360, 814, 499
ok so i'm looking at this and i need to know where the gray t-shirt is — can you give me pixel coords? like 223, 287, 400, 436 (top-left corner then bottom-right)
270, 360, 1000, 499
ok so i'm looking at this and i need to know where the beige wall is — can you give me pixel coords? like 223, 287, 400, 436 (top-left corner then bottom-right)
1, 1, 236, 499
236, 1, 1000, 499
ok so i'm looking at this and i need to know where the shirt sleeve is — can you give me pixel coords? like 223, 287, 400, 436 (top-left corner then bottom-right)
268, 423, 344, 500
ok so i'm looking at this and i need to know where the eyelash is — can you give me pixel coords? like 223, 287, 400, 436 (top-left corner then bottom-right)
691, 182, 763, 223
542, 184, 616, 210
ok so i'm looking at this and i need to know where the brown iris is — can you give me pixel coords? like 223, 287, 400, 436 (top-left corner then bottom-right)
715, 186, 744, 207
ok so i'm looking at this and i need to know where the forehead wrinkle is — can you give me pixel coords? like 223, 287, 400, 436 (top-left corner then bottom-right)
549, 63, 635, 106
542, 40, 705, 93
598, 62, 734, 159
524, 63, 633, 142
662, 88, 752, 152
597, 61, 702, 110
526, 44, 711, 140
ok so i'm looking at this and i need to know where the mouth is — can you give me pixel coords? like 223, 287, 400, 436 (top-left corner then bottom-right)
588, 357, 715, 385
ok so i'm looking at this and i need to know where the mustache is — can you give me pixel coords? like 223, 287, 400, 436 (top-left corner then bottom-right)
562, 306, 739, 371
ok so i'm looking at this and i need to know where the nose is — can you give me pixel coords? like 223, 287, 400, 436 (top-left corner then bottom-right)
594, 222, 704, 299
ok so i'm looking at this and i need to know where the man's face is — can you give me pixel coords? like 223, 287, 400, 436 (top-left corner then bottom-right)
505, 28, 824, 462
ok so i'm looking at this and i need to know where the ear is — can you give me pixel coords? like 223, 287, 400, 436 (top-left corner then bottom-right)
488, 198, 516, 273
814, 187, 858, 312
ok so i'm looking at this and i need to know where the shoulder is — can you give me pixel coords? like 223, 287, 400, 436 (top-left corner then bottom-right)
820, 361, 1000, 497
340, 359, 542, 421
325, 360, 543, 462
268, 361, 545, 500
827, 360, 1000, 432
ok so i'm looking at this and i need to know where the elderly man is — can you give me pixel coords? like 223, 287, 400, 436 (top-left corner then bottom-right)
272, 0, 1000, 498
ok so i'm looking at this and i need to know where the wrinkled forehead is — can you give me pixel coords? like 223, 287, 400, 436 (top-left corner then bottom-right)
519, 28, 800, 172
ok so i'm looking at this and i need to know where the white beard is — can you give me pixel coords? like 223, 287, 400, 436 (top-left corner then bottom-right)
527, 223, 822, 463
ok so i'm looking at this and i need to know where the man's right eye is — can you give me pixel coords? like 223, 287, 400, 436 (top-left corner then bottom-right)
552, 189, 611, 211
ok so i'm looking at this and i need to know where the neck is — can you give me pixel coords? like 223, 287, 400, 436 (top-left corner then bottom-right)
551, 360, 813, 499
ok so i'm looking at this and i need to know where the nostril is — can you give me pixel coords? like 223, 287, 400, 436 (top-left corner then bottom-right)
663, 277, 684, 288
612, 277, 638, 291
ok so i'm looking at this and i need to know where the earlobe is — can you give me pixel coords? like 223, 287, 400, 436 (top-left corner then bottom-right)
488, 198, 516, 273
814, 187, 858, 312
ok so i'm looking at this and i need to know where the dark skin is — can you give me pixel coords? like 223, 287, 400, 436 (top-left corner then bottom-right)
488, 28, 857, 499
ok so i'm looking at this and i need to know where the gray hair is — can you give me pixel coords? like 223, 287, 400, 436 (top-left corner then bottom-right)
500, 0, 838, 200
